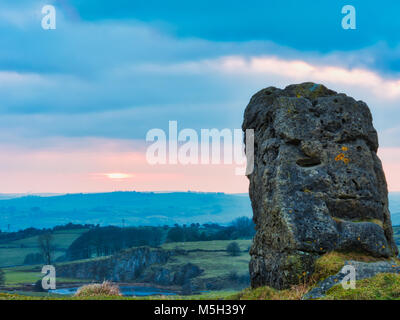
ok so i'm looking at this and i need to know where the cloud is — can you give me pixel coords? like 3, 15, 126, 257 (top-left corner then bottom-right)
171, 55, 400, 101
0, 71, 46, 85
0, 1, 400, 194
0, 139, 248, 193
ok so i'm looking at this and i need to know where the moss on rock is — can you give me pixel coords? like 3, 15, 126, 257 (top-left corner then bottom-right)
322, 273, 400, 300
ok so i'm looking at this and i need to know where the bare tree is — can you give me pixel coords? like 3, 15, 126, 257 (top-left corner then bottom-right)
38, 233, 55, 265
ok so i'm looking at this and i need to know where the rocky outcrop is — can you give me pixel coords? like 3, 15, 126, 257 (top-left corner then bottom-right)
304, 260, 400, 299
56, 247, 203, 288
242, 83, 398, 289
57, 247, 174, 282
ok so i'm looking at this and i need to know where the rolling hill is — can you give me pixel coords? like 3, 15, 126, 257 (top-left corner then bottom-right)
0, 192, 252, 231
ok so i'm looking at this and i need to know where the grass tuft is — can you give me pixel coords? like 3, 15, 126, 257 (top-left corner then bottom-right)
74, 281, 122, 297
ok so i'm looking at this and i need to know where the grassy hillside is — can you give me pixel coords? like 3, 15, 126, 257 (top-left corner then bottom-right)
162, 240, 251, 280
0, 228, 88, 267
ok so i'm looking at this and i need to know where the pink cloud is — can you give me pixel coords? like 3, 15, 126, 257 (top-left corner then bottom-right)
0, 138, 248, 194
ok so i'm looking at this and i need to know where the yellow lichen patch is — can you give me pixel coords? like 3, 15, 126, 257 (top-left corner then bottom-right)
335, 152, 350, 164
335, 153, 345, 161
342, 146, 348, 151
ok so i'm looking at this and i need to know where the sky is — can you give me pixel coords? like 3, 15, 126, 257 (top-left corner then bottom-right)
0, 0, 400, 193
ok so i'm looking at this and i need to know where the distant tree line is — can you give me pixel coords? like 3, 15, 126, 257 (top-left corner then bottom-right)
66, 217, 255, 261
166, 217, 255, 242
66, 226, 165, 260
23, 253, 44, 265
0, 223, 95, 243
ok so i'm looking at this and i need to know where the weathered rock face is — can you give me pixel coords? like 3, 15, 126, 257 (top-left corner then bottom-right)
242, 83, 398, 289
57, 247, 203, 288
57, 247, 174, 282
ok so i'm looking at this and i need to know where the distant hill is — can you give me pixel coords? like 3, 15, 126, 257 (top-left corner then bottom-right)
1, 191, 399, 232
0, 193, 64, 200
0, 192, 252, 231
389, 192, 400, 226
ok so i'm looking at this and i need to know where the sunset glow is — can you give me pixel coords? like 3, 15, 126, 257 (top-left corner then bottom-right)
104, 173, 134, 180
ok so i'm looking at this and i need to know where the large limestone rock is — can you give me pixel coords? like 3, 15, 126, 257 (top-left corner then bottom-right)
242, 83, 398, 289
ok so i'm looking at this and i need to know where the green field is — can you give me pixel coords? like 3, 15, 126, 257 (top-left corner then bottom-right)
162, 239, 251, 251
2, 266, 82, 287
0, 229, 88, 267
162, 240, 251, 279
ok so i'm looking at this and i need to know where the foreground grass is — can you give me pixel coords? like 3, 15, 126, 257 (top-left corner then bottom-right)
228, 285, 309, 300
0, 290, 238, 300
4, 272, 400, 300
